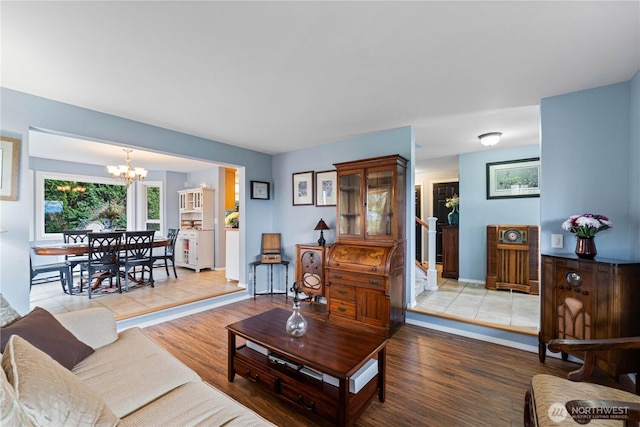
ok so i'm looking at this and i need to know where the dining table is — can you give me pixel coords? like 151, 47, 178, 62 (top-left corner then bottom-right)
32, 236, 171, 293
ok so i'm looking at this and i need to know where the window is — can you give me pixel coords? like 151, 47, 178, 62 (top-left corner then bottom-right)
36, 172, 131, 240
140, 181, 163, 235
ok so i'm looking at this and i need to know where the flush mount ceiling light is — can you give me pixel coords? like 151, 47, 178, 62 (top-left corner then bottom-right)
106, 149, 148, 186
478, 132, 503, 147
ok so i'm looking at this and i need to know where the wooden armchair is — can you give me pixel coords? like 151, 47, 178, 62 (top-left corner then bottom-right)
525, 337, 640, 427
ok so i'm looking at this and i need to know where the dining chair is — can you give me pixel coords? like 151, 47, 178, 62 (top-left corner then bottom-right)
81, 232, 123, 299
62, 230, 89, 287
152, 228, 179, 278
121, 230, 155, 292
30, 255, 71, 294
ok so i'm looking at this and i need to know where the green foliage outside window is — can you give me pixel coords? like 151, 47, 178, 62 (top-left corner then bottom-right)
147, 186, 160, 220
44, 179, 128, 233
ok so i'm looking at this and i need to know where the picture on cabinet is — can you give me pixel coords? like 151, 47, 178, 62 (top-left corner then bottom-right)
292, 171, 314, 206
315, 170, 337, 207
486, 157, 540, 199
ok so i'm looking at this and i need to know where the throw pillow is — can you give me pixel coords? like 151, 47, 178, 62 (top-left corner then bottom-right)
2, 335, 119, 427
1, 363, 34, 427
0, 307, 94, 369
0, 293, 21, 327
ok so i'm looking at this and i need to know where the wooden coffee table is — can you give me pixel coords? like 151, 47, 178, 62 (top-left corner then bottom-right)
227, 308, 388, 426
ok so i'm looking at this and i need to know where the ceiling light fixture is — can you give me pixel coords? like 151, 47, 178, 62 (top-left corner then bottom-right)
478, 132, 503, 147
106, 149, 148, 186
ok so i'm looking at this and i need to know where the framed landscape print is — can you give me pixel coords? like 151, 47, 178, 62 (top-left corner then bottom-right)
315, 170, 337, 206
0, 136, 20, 201
250, 180, 270, 200
486, 157, 540, 199
292, 171, 314, 206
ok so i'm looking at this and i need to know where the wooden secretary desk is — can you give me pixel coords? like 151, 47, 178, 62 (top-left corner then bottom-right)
325, 154, 407, 337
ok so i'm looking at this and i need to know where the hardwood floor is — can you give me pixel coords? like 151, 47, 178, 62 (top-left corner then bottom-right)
143, 295, 628, 427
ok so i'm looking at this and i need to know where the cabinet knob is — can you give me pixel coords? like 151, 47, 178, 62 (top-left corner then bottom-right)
559, 285, 564, 290
333, 274, 343, 279
338, 289, 347, 294
583, 291, 589, 296
369, 279, 380, 285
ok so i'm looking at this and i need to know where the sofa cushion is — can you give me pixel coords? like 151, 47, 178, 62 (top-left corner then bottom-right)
0, 293, 21, 327
55, 307, 118, 349
1, 362, 34, 427
0, 307, 94, 369
72, 327, 200, 418
2, 335, 119, 427
119, 381, 274, 426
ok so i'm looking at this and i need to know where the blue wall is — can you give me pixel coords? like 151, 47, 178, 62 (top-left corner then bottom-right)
271, 127, 416, 302
0, 88, 272, 313
540, 81, 636, 259
458, 145, 541, 282
630, 70, 640, 260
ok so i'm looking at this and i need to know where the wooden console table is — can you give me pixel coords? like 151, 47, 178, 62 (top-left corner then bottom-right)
227, 308, 387, 426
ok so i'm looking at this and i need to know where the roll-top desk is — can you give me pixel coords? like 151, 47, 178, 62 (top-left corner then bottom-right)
539, 253, 640, 379
325, 154, 407, 337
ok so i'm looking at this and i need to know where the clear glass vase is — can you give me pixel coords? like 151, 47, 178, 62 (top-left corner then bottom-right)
285, 300, 307, 337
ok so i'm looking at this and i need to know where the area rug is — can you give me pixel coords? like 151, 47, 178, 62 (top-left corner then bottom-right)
68, 279, 152, 297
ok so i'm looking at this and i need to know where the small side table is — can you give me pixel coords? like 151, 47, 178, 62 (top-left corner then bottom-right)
249, 260, 289, 299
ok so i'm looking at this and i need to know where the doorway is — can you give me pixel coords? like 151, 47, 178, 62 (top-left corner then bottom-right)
433, 181, 458, 263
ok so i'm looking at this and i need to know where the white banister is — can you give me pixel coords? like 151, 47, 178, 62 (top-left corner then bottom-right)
427, 217, 438, 290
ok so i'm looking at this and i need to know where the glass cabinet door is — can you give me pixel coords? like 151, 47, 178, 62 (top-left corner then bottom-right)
366, 169, 393, 238
338, 171, 362, 237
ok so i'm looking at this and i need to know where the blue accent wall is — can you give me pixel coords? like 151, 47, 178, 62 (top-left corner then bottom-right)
458, 145, 541, 282
630, 70, 640, 260
540, 81, 635, 259
0, 88, 272, 313
271, 127, 416, 302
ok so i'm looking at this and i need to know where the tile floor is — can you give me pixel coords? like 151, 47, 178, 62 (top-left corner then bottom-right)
30, 267, 242, 321
413, 269, 540, 333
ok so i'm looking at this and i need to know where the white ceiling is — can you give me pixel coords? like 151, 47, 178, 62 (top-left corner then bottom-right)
2, 2, 639, 173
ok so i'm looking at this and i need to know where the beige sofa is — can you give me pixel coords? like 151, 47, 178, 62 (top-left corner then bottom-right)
1, 305, 274, 426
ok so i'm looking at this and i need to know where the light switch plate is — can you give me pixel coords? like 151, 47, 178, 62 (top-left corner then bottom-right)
551, 234, 563, 248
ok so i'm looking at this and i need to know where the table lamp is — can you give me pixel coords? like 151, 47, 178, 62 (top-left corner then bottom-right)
314, 219, 329, 246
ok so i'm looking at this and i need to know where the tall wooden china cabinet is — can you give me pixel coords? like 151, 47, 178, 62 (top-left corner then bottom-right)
325, 154, 408, 337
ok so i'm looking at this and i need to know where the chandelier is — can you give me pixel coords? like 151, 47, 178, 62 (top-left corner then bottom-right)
106, 149, 148, 186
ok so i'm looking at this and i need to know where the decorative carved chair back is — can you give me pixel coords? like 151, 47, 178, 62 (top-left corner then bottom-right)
123, 231, 155, 261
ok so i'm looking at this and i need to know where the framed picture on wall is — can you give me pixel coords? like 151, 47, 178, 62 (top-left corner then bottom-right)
250, 180, 270, 200
315, 170, 337, 206
292, 171, 314, 206
0, 136, 20, 201
486, 157, 540, 199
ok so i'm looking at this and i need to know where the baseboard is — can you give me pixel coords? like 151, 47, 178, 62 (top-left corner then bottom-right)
116, 291, 253, 331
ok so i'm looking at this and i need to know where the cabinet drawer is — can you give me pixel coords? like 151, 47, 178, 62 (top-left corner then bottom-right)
279, 381, 338, 423
329, 284, 356, 300
328, 270, 385, 287
329, 299, 356, 319
234, 358, 279, 391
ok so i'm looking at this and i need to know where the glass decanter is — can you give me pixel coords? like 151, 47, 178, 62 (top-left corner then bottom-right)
285, 286, 307, 337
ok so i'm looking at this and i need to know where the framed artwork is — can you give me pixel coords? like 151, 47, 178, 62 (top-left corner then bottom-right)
0, 136, 20, 201
315, 170, 337, 206
292, 171, 314, 206
250, 180, 270, 200
486, 157, 540, 199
